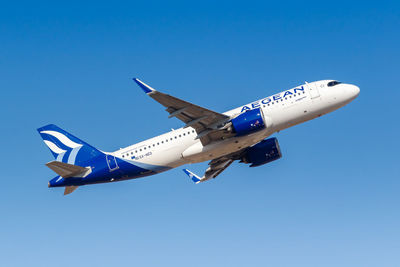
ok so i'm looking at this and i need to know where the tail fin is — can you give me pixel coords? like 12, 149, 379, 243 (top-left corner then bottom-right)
37, 124, 103, 166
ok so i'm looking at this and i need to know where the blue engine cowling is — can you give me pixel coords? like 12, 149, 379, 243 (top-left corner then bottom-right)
241, 137, 282, 167
231, 108, 266, 136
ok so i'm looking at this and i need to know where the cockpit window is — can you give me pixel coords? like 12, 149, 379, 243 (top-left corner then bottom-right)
327, 81, 342, 87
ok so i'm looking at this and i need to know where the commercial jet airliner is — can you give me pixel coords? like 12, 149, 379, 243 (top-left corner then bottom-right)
38, 79, 359, 195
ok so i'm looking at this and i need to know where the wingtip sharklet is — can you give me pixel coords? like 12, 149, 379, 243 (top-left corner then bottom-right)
133, 78, 155, 94
183, 169, 202, 184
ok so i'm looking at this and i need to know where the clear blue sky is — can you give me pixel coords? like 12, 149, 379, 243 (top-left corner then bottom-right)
1, 1, 399, 266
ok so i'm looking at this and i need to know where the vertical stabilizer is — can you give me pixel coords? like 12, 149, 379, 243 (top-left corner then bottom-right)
37, 124, 103, 165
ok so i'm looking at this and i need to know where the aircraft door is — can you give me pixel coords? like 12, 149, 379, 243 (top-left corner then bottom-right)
306, 82, 320, 99
106, 154, 119, 171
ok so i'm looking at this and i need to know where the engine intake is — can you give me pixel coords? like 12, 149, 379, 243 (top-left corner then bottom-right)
241, 137, 282, 167
231, 108, 266, 136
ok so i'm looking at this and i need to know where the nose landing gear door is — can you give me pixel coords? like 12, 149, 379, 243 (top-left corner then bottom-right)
306, 82, 320, 99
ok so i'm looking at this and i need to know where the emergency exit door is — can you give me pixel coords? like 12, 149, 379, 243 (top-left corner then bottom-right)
306, 82, 320, 99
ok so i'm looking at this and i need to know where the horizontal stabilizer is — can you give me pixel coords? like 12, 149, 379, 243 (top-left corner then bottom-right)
46, 161, 90, 178
64, 186, 79, 195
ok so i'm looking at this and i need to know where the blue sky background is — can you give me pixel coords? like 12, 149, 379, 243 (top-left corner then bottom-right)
1, 0, 399, 266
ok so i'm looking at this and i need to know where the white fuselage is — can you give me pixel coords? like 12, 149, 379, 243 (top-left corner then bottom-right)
113, 80, 360, 171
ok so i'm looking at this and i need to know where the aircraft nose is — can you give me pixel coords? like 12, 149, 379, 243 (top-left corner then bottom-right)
346, 84, 360, 100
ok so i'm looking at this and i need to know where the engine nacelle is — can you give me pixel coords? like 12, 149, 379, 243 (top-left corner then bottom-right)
241, 137, 282, 167
231, 108, 266, 136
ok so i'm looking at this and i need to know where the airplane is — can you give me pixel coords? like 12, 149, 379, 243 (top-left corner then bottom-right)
38, 79, 360, 195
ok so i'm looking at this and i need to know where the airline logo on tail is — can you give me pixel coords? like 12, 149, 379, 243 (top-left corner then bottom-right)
37, 124, 103, 166
40, 130, 83, 164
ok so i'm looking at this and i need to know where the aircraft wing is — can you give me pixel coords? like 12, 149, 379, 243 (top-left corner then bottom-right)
183, 148, 247, 184
182, 148, 248, 183
205, 157, 235, 180
133, 78, 231, 145
183, 158, 234, 183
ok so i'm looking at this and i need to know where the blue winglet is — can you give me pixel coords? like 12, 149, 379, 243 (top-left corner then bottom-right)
183, 169, 202, 184
133, 78, 154, 94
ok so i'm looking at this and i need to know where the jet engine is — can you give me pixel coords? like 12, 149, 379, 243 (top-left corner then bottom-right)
230, 108, 266, 136
241, 137, 282, 167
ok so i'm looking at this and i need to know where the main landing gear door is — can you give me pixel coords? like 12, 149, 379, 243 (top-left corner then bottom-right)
306, 82, 320, 99
106, 154, 119, 172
